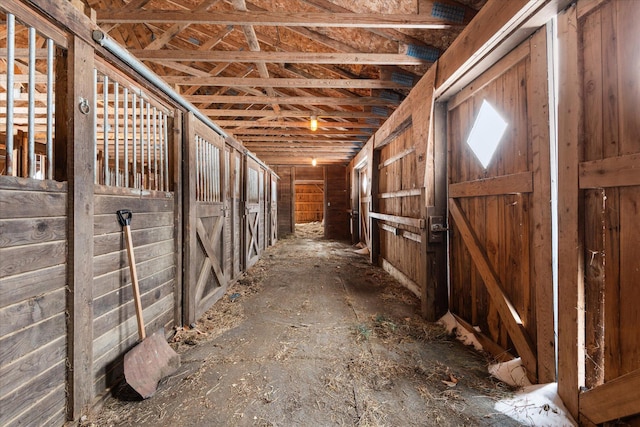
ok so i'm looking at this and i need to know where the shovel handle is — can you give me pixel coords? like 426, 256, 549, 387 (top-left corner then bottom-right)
118, 209, 146, 340
117, 209, 132, 227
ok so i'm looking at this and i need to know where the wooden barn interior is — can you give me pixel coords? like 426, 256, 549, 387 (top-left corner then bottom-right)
0, 0, 639, 425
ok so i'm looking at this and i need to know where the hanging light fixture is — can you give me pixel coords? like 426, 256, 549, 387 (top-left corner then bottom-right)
309, 115, 318, 132
311, 157, 317, 167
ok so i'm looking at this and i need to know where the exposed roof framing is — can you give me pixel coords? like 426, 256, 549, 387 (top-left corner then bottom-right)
87, 0, 485, 166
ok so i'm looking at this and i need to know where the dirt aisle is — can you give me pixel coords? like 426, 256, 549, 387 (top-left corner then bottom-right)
91, 227, 519, 426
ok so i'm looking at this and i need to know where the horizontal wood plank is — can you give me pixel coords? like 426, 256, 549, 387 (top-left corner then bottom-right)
0, 176, 66, 192
0, 240, 66, 277
0, 313, 65, 366
94, 211, 174, 235
196, 203, 224, 218
378, 188, 422, 199
0, 264, 66, 309
93, 253, 174, 299
370, 211, 425, 229
379, 223, 421, 243
93, 194, 174, 215
93, 239, 174, 278
0, 288, 66, 338
580, 369, 640, 424
0, 190, 66, 219
449, 172, 533, 198
93, 225, 174, 256
579, 154, 640, 189
0, 217, 66, 248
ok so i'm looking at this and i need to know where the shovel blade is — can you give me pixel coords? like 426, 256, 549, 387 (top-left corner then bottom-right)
123, 330, 180, 399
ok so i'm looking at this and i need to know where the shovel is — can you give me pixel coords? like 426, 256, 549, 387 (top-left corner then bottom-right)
117, 209, 180, 399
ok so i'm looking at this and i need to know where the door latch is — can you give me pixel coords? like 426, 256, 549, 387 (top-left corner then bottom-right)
428, 216, 449, 243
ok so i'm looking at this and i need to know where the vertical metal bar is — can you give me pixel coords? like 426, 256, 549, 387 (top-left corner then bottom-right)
114, 81, 119, 186
158, 112, 164, 191
123, 88, 129, 187
163, 113, 169, 191
27, 27, 36, 178
153, 107, 158, 190
5, 14, 15, 176
103, 74, 109, 185
139, 95, 144, 188
46, 38, 54, 180
208, 143, 213, 202
132, 92, 137, 188
195, 137, 200, 200
146, 101, 151, 189
93, 69, 98, 184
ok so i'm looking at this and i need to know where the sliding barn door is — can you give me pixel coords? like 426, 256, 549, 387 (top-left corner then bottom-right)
244, 157, 262, 269
184, 113, 227, 324
558, 2, 640, 423
447, 28, 553, 383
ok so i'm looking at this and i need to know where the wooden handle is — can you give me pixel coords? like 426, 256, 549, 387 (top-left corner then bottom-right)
123, 224, 146, 340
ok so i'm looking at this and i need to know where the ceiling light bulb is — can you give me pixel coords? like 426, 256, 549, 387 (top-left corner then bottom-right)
311, 157, 317, 167
310, 115, 318, 132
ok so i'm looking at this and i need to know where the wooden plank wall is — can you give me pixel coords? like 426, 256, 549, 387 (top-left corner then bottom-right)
295, 184, 324, 223
91, 187, 176, 396
273, 166, 294, 236
324, 165, 350, 240
559, 1, 640, 423
0, 178, 68, 427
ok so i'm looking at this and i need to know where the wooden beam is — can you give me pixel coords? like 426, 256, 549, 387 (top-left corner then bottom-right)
96, 10, 462, 28
214, 120, 372, 128
369, 211, 425, 229
579, 153, 640, 189
580, 369, 640, 424
127, 50, 427, 65
186, 95, 399, 106
239, 136, 363, 143
231, 128, 370, 136
161, 76, 410, 89
448, 172, 533, 198
202, 109, 385, 118
448, 198, 537, 381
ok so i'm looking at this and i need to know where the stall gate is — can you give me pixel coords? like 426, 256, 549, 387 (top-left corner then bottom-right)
244, 157, 262, 269
184, 113, 228, 324
446, 28, 554, 384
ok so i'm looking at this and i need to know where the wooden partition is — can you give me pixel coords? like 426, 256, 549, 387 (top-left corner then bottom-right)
273, 166, 294, 236
92, 187, 177, 395
557, 1, 640, 422
0, 178, 68, 427
324, 165, 350, 240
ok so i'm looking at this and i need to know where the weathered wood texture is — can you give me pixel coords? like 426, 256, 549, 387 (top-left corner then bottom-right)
564, 1, 640, 423
91, 188, 176, 397
0, 177, 68, 427
447, 29, 553, 383
324, 165, 350, 240
274, 166, 294, 236
295, 183, 324, 223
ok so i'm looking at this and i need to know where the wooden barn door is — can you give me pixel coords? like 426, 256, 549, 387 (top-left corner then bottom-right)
359, 166, 370, 247
184, 113, 227, 324
244, 157, 261, 269
446, 28, 553, 383
558, 2, 640, 423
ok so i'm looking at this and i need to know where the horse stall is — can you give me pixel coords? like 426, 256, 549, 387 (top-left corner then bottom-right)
0, 2, 276, 424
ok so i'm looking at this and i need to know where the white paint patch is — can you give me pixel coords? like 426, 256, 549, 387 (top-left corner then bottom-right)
437, 311, 483, 352
495, 383, 577, 426
488, 358, 532, 388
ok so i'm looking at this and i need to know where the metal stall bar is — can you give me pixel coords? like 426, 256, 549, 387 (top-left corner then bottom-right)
139, 94, 144, 188
103, 74, 109, 185
114, 81, 119, 186
163, 113, 169, 190
158, 113, 164, 191
132, 92, 137, 187
46, 38, 54, 180
153, 107, 158, 190
146, 101, 151, 189
27, 26, 36, 178
5, 14, 15, 176
195, 136, 201, 200
93, 69, 98, 183
123, 87, 129, 187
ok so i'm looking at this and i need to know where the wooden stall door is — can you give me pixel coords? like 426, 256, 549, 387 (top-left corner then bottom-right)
244, 157, 262, 269
446, 28, 553, 383
184, 113, 227, 324
359, 167, 370, 247
557, 2, 640, 423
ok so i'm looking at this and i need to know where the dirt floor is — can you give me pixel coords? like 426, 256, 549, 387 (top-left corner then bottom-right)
89, 223, 522, 426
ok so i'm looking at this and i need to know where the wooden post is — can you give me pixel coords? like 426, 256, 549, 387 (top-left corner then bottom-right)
528, 26, 555, 384
182, 112, 197, 325
369, 148, 381, 265
60, 35, 95, 420
173, 111, 183, 327
557, 3, 584, 419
